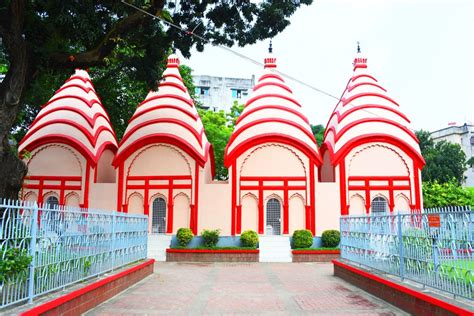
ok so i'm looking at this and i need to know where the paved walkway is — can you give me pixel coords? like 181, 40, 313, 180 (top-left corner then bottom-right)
87, 262, 407, 315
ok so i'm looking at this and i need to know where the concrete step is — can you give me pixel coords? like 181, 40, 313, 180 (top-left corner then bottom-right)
259, 236, 292, 263
147, 234, 172, 262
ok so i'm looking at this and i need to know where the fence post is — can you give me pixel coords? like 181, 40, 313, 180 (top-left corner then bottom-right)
397, 212, 405, 281
111, 211, 116, 271
27, 202, 38, 303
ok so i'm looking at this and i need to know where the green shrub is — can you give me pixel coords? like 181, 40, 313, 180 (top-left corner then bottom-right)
177, 228, 194, 247
201, 229, 220, 248
423, 180, 474, 208
0, 247, 32, 282
240, 230, 258, 248
292, 229, 313, 249
321, 230, 340, 248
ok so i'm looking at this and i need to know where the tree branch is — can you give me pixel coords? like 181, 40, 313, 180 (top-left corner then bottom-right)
49, 1, 165, 69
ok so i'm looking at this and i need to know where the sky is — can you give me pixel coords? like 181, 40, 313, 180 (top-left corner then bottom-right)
181, 0, 473, 132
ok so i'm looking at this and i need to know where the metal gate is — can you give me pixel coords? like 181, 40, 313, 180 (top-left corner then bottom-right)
152, 197, 167, 234
266, 198, 281, 235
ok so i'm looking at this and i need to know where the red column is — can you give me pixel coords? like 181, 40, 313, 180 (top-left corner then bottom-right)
388, 179, 395, 212
309, 160, 316, 235
59, 180, 65, 205
283, 180, 289, 234
144, 179, 149, 215
365, 179, 370, 213
189, 204, 195, 234
117, 165, 124, 212
305, 205, 311, 230
83, 162, 90, 208
194, 163, 200, 235
339, 160, 348, 215
231, 164, 236, 236
258, 181, 264, 234
413, 164, 422, 210
167, 180, 174, 233
38, 179, 44, 205
236, 205, 242, 234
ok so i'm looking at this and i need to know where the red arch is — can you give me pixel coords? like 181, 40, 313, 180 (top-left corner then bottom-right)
245, 93, 301, 108
54, 83, 96, 95
120, 118, 204, 147
235, 105, 309, 125
228, 118, 316, 149
42, 95, 102, 109
253, 81, 292, 93
159, 81, 187, 93
163, 73, 184, 82
31, 107, 111, 129
342, 92, 399, 107
224, 134, 322, 167
325, 104, 411, 128
347, 82, 387, 93
258, 73, 285, 82
351, 74, 378, 82
128, 104, 198, 124
138, 94, 194, 108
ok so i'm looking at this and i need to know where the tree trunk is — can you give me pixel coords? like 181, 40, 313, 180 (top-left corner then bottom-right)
0, 0, 29, 200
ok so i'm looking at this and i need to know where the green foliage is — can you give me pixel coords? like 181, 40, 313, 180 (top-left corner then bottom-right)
176, 228, 194, 247
402, 228, 432, 258
311, 124, 325, 146
321, 230, 340, 248
0, 247, 32, 282
199, 102, 244, 179
292, 229, 313, 249
201, 229, 220, 248
467, 157, 474, 168
416, 130, 467, 185
422, 180, 474, 208
240, 230, 258, 248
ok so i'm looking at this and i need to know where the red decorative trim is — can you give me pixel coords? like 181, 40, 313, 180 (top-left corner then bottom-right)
292, 249, 340, 254
117, 164, 124, 212
283, 180, 289, 234
342, 92, 399, 107
235, 105, 310, 126
253, 81, 292, 93
259, 73, 285, 82
83, 162, 90, 208
236, 205, 242, 234
114, 134, 209, 168
351, 74, 378, 82
63, 74, 94, 86
54, 83, 96, 95
347, 82, 387, 93
245, 93, 301, 108
138, 94, 194, 108
21, 119, 118, 148
231, 163, 236, 236
159, 81, 187, 93
241, 176, 306, 181
326, 105, 410, 129
225, 134, 322, 167
309, 159, 316, 234
42, 95, 102, 109
258, 180, 264, 234
332, 260, 473, 316
193, 162, 200, 235
166, 248, 259, 254
31, 107, 111, 130
128, 104, 198, 124
26, 175, 81, 181
20, 259, 155, 316
120, 118, 203, 147
167, 180, 174, 233
163, 73, 184, 82
339, 160, 348, 215
413, 163, 422, 209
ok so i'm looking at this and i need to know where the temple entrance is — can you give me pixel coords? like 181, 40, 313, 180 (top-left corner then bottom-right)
152, 197, 167, 234
266, 198, 281, 235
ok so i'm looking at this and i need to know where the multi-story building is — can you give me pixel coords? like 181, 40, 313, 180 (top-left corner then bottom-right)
431, 124, 474, 187
193, 75, 255, 112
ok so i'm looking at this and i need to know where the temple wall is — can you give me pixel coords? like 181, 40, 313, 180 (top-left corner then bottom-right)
198, 180, 231, 235
89, 183, 117, 211
315, 182, 341, 235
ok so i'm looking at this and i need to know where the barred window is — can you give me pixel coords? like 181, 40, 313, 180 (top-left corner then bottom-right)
371, 196, 388, 214
46, 196, 59, 209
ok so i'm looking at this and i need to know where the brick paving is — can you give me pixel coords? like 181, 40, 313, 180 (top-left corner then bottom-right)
86, 262, 407, 315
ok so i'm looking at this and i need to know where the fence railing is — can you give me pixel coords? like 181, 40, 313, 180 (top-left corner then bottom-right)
340, 206, 473, 300
0, 199, 148, 308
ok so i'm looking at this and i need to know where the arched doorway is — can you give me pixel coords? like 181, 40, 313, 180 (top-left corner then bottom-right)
151, 197, 167, 234
266, 198, 281, 235
45, 195, 59, 208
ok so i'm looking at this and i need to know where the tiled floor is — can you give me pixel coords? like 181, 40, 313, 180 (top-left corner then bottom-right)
86, 262, 407, 315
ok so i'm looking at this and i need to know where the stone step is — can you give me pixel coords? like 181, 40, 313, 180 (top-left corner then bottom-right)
258, 236, 292, 262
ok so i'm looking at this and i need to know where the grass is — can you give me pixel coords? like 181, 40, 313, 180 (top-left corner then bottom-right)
440, 259, 474, 284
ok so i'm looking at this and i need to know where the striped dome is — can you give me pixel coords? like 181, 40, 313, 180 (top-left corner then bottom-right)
323, 53, 423, 164
19, 69, 118, 164
114, 54, 212, 167
224, 54, 321, 166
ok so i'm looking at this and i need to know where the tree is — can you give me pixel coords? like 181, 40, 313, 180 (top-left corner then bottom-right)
416, 130, 467, 185
199, 101, 243, 180
422, 180, 474, 208
0, 0, 312, 199
310, 124, 325, 146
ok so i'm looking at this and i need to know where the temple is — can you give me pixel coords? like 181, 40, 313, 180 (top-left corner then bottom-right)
19, 48, 424, 237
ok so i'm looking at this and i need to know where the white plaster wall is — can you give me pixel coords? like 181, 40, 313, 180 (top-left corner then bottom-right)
89, 183, 117, 211
349, 194, 365, 215
198, 179, 231, 235
289, 194, 305, 234
128, 193, 144, 214
96, 149, 116, 183
348, 144, 410, 177
241, 194, 258, 232
27, 145, 83, 177
65, 193, 80, 207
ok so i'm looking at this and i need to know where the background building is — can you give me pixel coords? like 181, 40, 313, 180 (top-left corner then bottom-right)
430, 124, 474, 187
193, 75, 255, 112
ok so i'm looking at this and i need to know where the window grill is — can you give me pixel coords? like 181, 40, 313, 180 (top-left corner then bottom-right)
266, 198, 281, 235
152, 197, 167, 234
45, 196, 59, 208
371, 196, 388, 214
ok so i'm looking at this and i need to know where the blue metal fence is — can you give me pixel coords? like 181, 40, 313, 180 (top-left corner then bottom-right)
340, 206, 473, 300
0, 199, 148, 308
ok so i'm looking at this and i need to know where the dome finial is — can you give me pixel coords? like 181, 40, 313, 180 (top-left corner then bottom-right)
357, 41, 361, 53
269, 39, 273, 54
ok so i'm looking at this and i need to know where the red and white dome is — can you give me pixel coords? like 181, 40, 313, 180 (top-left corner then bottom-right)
323, 53, 424, 164
114, 54, 212, 166
19, 69, 118, 164
224, 54, 321, 166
